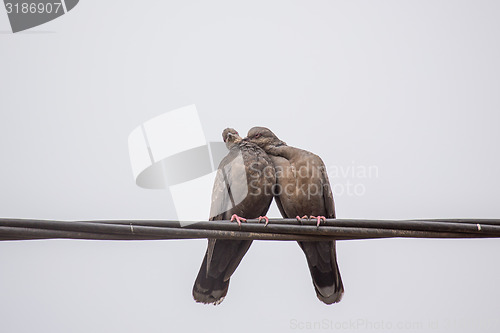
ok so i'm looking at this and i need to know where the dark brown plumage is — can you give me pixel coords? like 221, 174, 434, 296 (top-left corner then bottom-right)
192, 128, 275, 305
245, 126, 344, 304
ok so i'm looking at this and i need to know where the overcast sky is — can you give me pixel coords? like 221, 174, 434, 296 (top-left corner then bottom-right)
1, 1, 500, 332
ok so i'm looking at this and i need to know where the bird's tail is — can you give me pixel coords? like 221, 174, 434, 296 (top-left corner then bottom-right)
192, 251, 230, 305
192, 240, 252, 305
298, 240, 344, 304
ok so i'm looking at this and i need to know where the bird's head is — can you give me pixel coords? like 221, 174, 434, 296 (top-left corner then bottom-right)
244, 127, 285, 150
222, 128, 242, 148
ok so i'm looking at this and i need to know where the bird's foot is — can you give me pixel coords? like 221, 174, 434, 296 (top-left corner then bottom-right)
296, 215, 309, 224
258, 216, 270, 227
310, 216, 327, 227
230, 214, 247, 227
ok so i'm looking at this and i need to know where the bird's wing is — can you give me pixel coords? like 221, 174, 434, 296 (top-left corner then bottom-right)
270, 155, 290, 217
208, 167, 230, 221
208, 151, 239, 221
320, 162, 336, 218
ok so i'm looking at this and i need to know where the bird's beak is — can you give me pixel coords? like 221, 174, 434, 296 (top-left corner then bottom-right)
242, 136, 249, 141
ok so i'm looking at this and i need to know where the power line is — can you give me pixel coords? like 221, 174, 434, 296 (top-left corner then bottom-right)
1, 218, 499, 242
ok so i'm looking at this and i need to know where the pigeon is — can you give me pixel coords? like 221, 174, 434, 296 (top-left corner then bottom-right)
192, 128, 275, 305
245, 127, 344, 304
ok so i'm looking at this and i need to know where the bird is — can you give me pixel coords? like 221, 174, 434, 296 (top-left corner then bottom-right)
192, 128, 276, 305
245, 126, 344, 304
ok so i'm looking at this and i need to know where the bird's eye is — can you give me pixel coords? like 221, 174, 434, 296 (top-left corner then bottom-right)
255, 133, 261, 138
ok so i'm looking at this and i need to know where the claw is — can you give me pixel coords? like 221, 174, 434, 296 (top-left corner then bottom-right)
310, 215, 326, 227
258, 216, 270, 227
296, 215, 309, 225
230, 214, 247, 227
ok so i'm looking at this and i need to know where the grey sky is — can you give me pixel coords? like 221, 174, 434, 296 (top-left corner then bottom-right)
1, 1, 500, 332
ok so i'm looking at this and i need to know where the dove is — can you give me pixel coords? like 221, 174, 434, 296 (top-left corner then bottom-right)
192, 128, 275, 304
245, 127, 343, 304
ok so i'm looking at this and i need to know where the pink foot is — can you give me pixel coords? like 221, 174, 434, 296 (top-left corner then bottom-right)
310, 215, 326, 227
258, 216, 270, 227
296, 215, 309, 224
230, 214, 247, 227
